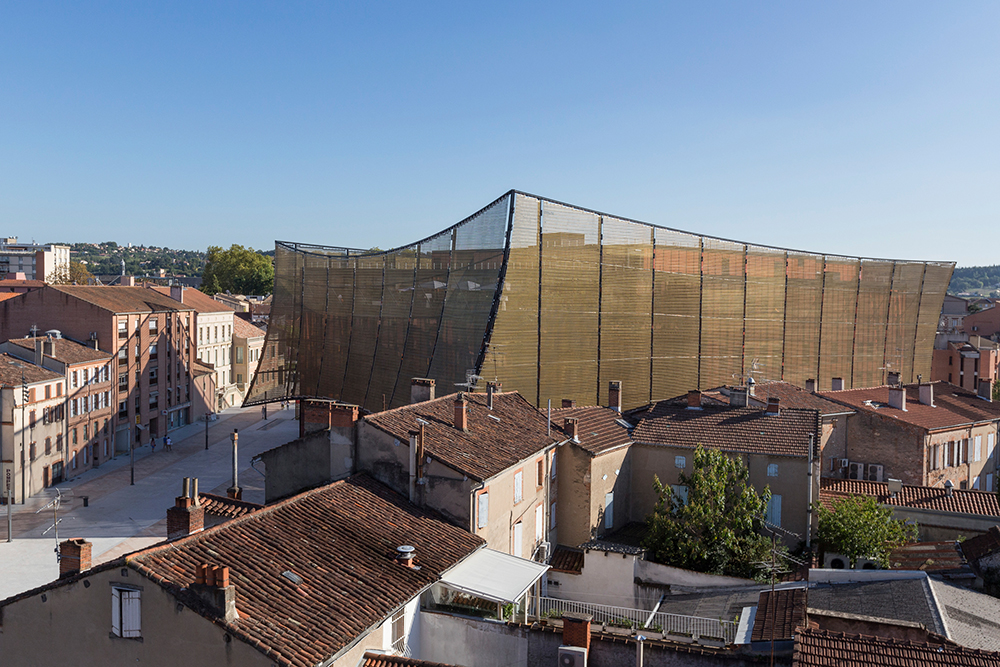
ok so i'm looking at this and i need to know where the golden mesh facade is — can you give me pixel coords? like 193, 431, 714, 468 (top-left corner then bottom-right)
246, 191, 954, 411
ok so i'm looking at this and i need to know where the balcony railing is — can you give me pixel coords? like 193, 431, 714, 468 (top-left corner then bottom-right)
389, 636, 411, 657
533, 596, 737, 645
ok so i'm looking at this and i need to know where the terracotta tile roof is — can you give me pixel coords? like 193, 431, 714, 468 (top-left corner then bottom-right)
233, 316, 265, 339
362, 653, 462, 667
0, 279, 45, 288
819, 478, 1000, 516
197, 493, 263, 520
0, 292, 24, 302
49, 285, 195, 314
129, 475, 483, 667
961, 526, 1000, 564
549, 405, 631, 455
630, 396, 819, 458
888, 542, 966, 572
8, 336, 112, 365
0, 353, 63, 385
817, 382, 1000, 432
549, 546, 584, 574
707, 382, 854, 417
751, 587, 806, 642
364, 392, 559, 481
792, 628, 1000, 667
149, 285, 234, 314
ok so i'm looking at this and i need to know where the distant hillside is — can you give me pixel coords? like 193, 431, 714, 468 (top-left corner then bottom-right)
949, 265, 1000, 295
63, 242, 206, 277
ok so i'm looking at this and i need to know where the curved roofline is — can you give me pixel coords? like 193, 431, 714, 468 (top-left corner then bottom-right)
275, 189, 954, 266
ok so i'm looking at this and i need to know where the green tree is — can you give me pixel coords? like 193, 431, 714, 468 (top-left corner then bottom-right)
200, 245, 274, 296
643, 445, 773, 580
816, 495, 917, 568
49, 261, 95, 285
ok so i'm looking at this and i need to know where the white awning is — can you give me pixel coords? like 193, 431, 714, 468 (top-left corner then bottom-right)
440, 548, 549, 604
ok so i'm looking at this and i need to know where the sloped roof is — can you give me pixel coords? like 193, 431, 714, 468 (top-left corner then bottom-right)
364, 391, 560, 481
8, 336, 112, 365
0, 292, 26, 302
793, 629, 1000, 667
149, 285, 234, 314
818, 382, 1000, 432
197, 493, 262, 520
752, 587, 806, 642
0, 353, 63, 385
961, 526, 1000, 564
362, 654, 461, 667
889, 542, 966, 572
819, 478, 1000, 516
630, 396, 819, 458
549, 546, 584, 574
807, 578, 945, 636
928, 578, 1000, 652
549, 405, 631, 455
48, 285, 195, 314
707, 382, 854, 417
129, 475, 483, 667
233, 316, 265, 339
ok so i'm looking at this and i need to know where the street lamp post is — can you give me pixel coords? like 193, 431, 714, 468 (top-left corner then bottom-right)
205, 413, 211, 450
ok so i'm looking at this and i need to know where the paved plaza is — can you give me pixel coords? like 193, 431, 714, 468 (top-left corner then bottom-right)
0, 405, 298, 600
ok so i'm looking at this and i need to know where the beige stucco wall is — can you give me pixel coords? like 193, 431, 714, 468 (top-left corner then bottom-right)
0, 566, 271, 667
556, 444, 632, 548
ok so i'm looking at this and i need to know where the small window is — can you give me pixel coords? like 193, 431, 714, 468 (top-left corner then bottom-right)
550, 451, 557, 479
767, 464, 779, 477
536, 459, 544, 487
604, 492, 614, 530
550, 502, 557, 529
671, 484, 689, 505
111, 587, 141, 638
71, 371, 78, 388
45, 385, 51, 399
477, 491, 489, 529
513, 470, 523, 504
674, 455, 686, 469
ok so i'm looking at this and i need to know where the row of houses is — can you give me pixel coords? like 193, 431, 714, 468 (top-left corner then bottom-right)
0, 285, 267, 503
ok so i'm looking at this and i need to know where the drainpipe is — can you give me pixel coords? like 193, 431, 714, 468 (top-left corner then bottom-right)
806, 433, 814, 549
408, 431, 417, 503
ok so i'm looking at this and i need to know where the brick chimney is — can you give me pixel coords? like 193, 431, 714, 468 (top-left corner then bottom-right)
59, 538, 92, 578
805, 379, 816, 393
608, 381, 622, 413
561, 612, 592, 653
411, 378, 436, 404
887, 386, 907, 411
730, 387, 748, 407
831, 377, 845, 391
330, 404, 359, 428
454, 393, 468, 431
980, 378, 993, 402
170, 284, 184, 303
193, 563, 238, 623
918, 382, 935, 407
167, 477, 205, 540
487, 381, 501, 410
564, 417, 579, 443
123, 276, 135, 287
687, 390, 702, 409
562, 399, 576, 409
765, 397, 780, 416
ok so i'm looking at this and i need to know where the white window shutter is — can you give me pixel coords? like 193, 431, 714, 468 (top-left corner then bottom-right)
535, 505, 543, 541
671, 485, 688, 506
604, 493, 614, 530
111, 587, 121, 637
513, 522, 523, 556
766, 495, 782, 527
975, 436, 982, 462
477, 492, 488, 529
989, 434, 996, 461
514, 471, 523, 503
122, 590, 141, 638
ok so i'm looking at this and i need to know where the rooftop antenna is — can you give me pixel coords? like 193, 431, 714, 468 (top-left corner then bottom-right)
454, 369, 482, 391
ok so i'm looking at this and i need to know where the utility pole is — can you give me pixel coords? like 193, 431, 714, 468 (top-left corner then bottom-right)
205, 413, 211, 450
21, 375, 27, 504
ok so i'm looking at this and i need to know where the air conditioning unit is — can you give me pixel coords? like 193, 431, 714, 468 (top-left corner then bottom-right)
855, 557, 880, 570
558, 646, 587, 667
824, 553, 848, 569
848, 462, 865, 481
867, 464, 884, 482
839, 458, 849, 469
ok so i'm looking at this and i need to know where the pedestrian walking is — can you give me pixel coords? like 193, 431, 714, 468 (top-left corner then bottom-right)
262, 405, 268, 420
150, 438, 156, 453
165, 436, 172, 452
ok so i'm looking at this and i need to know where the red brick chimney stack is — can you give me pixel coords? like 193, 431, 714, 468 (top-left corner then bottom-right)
59, 538, 92, 578
608, 381, 622, 413
562, 399, 576, 408
167, 476, 205, 539
766, 397, 780, 416
454, 393, 468, 431
805, 379, 816, 393
564, 418, 579, 443
330, 404, 359, 428
561, 612, 592, 652
687, 390, 702, 409
411, 378, 436, 404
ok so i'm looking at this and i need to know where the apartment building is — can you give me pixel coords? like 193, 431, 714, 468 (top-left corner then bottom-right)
932, 335, 1000, 393
150, 286, 238, 410
818, 381, 1000, 491
0, 285, 197, 449
0, 238, 70, 281
1, 336, 114, 475
232, 315, 265, 403
0, 354, 65, 503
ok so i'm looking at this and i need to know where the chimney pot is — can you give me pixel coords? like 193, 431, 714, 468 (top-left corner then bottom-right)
731, 387, 748, 407
182, 477, 191, 498
687, 390, 702, 409
608, 381, 622, 413
195, 564, 208, 586
561, 399, 576, 409
766, 397, 780, 416
396, 545, 416, 568
58, 538, 92, 579
979, 379, 993, 402
805, 379, 816, 393
564, 417, 579, 443
945, 479, 954, 497
454, 394, 468, 431
487, 381, 500, 410
192, 478, 199, 505
887, 387, 907, 412
918, 382, 935, 407
217, 566, 230, 588
410, 378, 436, 404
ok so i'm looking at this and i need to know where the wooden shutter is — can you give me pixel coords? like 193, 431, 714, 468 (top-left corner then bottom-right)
477, 492, 489, 529
122, 589, 141, 638
535, 505, 543, 541
111, 587, 121, 637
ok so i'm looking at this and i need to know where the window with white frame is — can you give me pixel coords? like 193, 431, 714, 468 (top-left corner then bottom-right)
767, 464, 779, 477
111, 586, 141, 638
477, 491, 489, 529
535, 504, 543, 541
675, 455, 686, 469
513, 470, 523, 503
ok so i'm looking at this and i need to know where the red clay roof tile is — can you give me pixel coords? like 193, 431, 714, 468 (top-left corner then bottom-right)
8, 336, 112, 365
549, 405, 631, 455
49, 285, 195, 314
793, 628, 1000, 666
361, 653, 462, 667
818, 382, 1000, 432
752, 588, 806, 642
708, 381, 854, 417
819, 478, 1000, 516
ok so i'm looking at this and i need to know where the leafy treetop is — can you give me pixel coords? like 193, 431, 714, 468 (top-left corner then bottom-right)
200, 245, 274, 296
816, 495, 917, 568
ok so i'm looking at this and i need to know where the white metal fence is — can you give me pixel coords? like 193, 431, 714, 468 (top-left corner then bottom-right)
534, 596, 737, 644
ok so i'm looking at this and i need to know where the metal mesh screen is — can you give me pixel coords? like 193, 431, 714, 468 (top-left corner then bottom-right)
245, 192, 954, 411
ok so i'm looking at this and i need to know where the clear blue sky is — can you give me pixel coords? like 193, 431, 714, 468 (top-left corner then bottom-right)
2, 2, 997, 265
